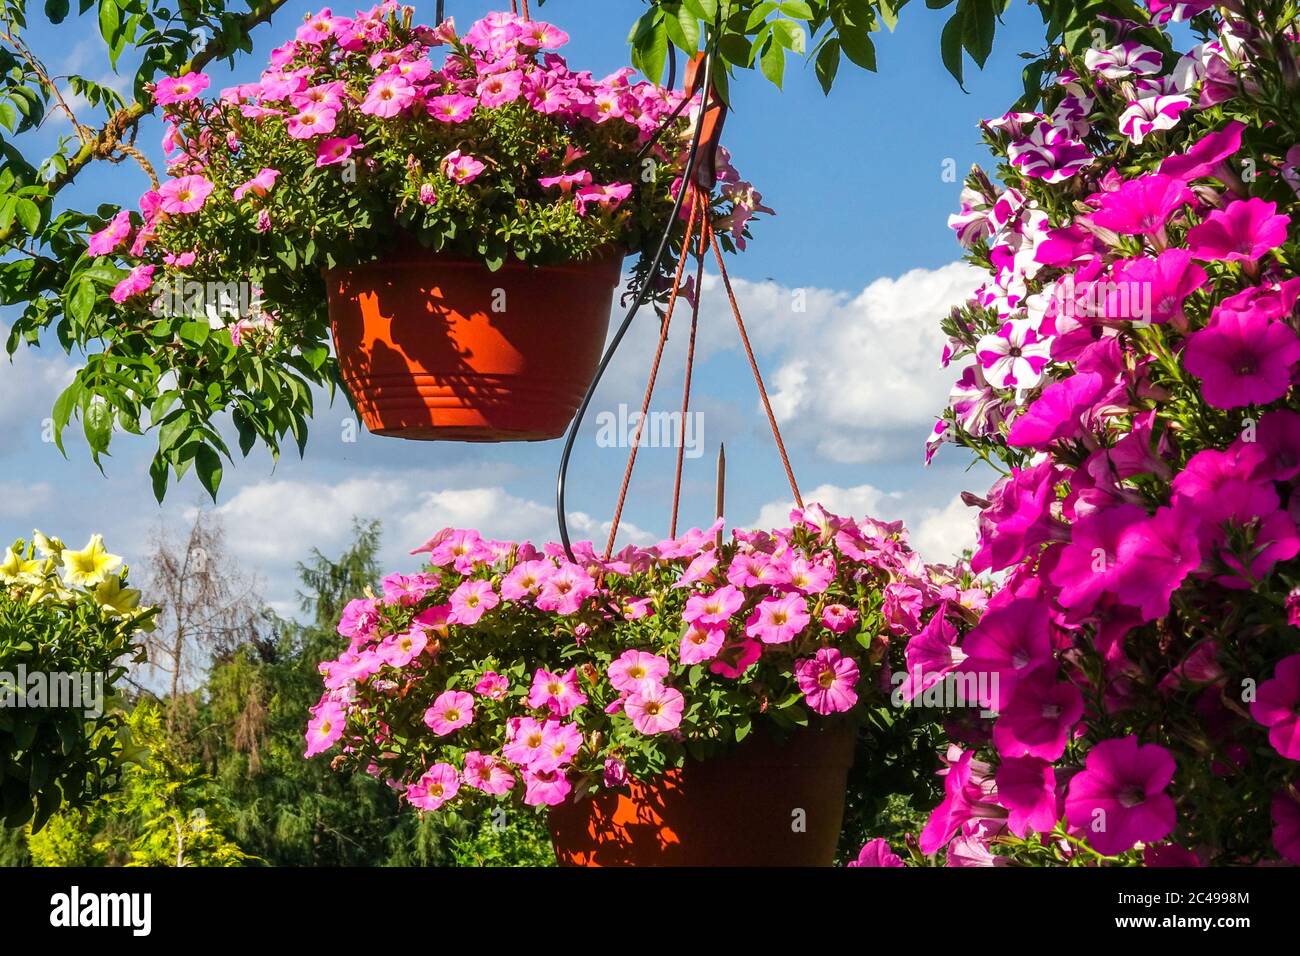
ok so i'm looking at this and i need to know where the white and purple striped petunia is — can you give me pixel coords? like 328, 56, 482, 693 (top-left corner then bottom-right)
1120, 94, 1194, 144
1084, 41, 1165, 80
1008, 123, 1095, 183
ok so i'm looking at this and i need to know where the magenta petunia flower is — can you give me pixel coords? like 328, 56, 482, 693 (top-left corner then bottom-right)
1007, 372, 1104, 449
295, 9, 337, 45
1089, 173, 1193, 235
154, 71, 210, 106
821, 602, 858, 634
794, 648, 860, 715
1273, 789, 1300, 864
708, 636, 762, 678
1250, 654, 1300, 760
899, 611, 964, 702
575, 182, 633, 216
846, 838, 905, 867
1049, 503, 1147, 612
1111, 249, 1207, 326
1159, 120, 1245, 181
1064, 736, 1177, 856
745, 593, 810, 645
625, 682, 684, 735
970, 461, 1063, 574
1245, 410, 1300, 482
994, 667, 1084, 761
1183, 304, 1300, 409
423, 689, 474, 736
957, 598, 1054, 710
158, 174, 214, 215
1113, 505, 1202, 621
995, 756, 1059, 838
1188, 198, 1290, 263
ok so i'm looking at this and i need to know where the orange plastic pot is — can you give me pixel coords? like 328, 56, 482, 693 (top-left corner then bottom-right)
326, 244, 622, 441
548, 723, 856, 867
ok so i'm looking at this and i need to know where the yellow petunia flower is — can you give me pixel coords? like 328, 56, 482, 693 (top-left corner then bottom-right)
33, 531, 65, 557
94, 574, 142, 617
0, 546, 42, 583
61, 534, 123, 588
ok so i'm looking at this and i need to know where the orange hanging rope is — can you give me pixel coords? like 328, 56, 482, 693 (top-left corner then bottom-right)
669, 220, 707, 539
705, 217, 803, 509
604, 189, 705, 559
510, 0, 531, 20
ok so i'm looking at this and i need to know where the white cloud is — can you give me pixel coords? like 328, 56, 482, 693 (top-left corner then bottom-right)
0, 325, 77, 452
911, 494, 981, 565
0, 481, 54, 518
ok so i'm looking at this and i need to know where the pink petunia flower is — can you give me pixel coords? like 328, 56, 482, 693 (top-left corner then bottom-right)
477, 69, 523, 108
846, 838, 905, 867
538, 170, 593, 194
522, 767, 570, 807
158, 175, 214, 215
607, 650, 670, 693
233, 167, 280, 201
423, 689, 475, 736
462, 751, 515, 796
501, 559, 553, 600
378, 628, 428, 668
448, 579, 500, 625
995, 756, 1059, 838
154, 72, 210, 106
683, 584, 744, 627
304, 699, 346, 757
361, 74, 415, 117
110, 264, 155, 303
527, 667, 588, 716
407, 762, 460, 811
426, 93, 476, 123
442, 149, 487, 185
794, 648, 860, 715
1088, 173, 1193, 235
474, 671, 509, 699
575, 182, 633, 216
1250, 654, 1300, 760
1114, 505, 1202, 621
286, 105, 337, 139
534, 562, 595, 615
745, 593, 810, 645
957, 598, 1054, 710
679, 624, 725, 664
821, 603, 858, 634
1187, 198, 1290, 263
316, 135, 361, 167
1064, 736, 1176, 856
87, 211, 132, 257
625, 683, 685, 734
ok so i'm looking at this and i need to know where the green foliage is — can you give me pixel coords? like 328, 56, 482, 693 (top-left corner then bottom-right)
0, 533, 154, 833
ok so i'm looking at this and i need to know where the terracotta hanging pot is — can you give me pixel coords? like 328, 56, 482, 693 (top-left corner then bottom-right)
547, 722, 856, 867
326, 241, 622, 441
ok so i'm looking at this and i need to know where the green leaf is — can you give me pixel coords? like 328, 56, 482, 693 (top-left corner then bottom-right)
82, 397, 113, 458
779, 1, 814, 17
15, 198, 41, 236
815, 38, 841, 93
961, 0, 996, 68
45, 0, 70, 23
940, 11, 966, 88
194, 444, 222, 500
66, 279, 96, 326
0, 101, 16, 132
759, 38, 785, 87
839, 27, 877, 70
772, 19, 806, 55
177, 320, 210, 348
50, 379, 81, 455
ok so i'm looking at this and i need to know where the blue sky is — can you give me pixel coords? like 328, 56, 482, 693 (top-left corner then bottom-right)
2, 1, 1049, 614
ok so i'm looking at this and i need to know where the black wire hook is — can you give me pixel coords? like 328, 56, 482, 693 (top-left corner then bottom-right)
555, 44, 716, 563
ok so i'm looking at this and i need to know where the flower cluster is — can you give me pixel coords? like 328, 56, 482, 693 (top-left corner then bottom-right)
90, 5, 769, 343
305, 507, 982, 815
1, 532, 155, 829
913, 1, 1300, 866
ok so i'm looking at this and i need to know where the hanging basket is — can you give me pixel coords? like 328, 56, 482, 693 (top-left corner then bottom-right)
547, 722, 856, 867
326, 241, 623, 441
